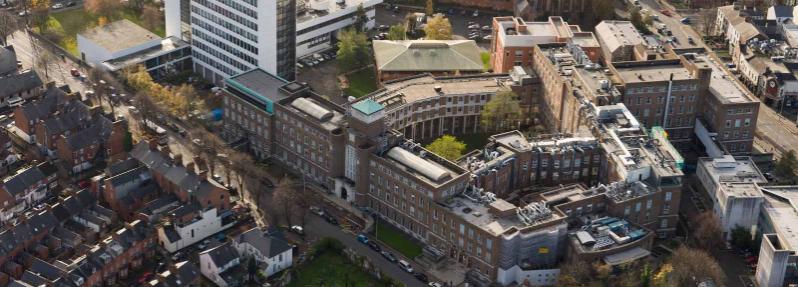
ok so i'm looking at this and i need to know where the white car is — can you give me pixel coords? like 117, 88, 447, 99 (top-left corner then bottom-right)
428, 283, 443, 287
398, 260, 414, 273
51, 3, 63, 9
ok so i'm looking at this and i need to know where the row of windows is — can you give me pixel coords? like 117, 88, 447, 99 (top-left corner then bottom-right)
192, 47, 238, 77
191, 5, 257, 42
211, 0, 257, 18
192, 0, 257, 30
192, 28, 258, 65
193, 39, 251, 73
627, 94, 697, 105
626, 84, 699, 94
192, 17, 258, 53
721, 130, 751, 140
296, 7, 375, 36
724, 118, 752, 128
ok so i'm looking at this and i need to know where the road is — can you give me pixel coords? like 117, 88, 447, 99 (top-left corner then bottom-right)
7, 30, 89, 95
303, 215, 427, 287
638, 0, 703, 50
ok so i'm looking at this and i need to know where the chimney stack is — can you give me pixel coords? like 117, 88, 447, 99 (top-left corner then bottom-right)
198, 170, 208, 181
186, 162, 195, 173
173, 153, 183, 166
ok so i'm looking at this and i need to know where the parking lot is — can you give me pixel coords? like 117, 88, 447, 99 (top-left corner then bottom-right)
374, 4, 497, 48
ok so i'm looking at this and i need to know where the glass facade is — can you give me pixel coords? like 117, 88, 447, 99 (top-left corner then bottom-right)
276, 0, 296, 81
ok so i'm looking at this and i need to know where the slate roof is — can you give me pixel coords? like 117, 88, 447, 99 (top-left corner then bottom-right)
107, 158, 141, 176
0, 70, 42, 99
21, 270, 49, 286
62, 116, 114, 151
3, 166, 45, 196
29, 257, 64, 281
131, 142, 226, 202
372, 40, 484, 72
234, 228, 292, 258
154, 261, 200, 287
0, 45, 17, 76
19, 86, 72, 122
200, 241, 239, 267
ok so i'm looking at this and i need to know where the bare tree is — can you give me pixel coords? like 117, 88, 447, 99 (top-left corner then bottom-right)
556, 259, 591, 287
699, 4, 720, 36
693, 211, 724, 252
141, 4, 163, 31
669, 246, 725, 286
272, 177, 297, 227
0, 10, 18, 46
34, 49, 54, 79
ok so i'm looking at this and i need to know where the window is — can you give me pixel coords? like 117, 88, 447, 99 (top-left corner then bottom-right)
660, 219, 668, 228
744, 118, 751, 126
665, 192, 672, 201
725, 120, 731, 128
646, 199, 652, 209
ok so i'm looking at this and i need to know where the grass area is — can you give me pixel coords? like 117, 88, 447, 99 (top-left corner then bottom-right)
481, 52, 491, 71
43, 8, 165, 56
375, 220, 423, 259
344, 69, 378, 98
286, 251, 390, 287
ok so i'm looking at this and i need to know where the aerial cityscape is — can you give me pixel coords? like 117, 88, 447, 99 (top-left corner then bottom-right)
0, 0, 796, 286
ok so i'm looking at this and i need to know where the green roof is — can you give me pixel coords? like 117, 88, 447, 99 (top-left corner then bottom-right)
352, 99, 384, 115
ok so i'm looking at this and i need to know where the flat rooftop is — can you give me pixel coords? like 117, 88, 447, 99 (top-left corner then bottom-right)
760, 186, 798, 250
494, 16, 575, 47
595, 21, 645, 52
103, 37, 189, 71
361, 75, 510, 112
444, 194, 564, 236
719, 182, 764, 198
570, 216, 649, 253
698, 156, 767, 185
297, 0, 381, 24
694, 55, 759, 103
614, 62, 693, 84
225, 68, 291, 107
79, 19, 160, 53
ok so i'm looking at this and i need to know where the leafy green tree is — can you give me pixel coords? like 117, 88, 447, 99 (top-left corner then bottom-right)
423, 14, 452, 40
336, 28, 369, 72
387, 24, 406, 40
30, 0, 51, 33
354, 4, 368, 31
426, 135, 466, 161
775, 150, 798, 180
425, 0, 434, 16
480, 90, 522, 132
730, 225, 754, 250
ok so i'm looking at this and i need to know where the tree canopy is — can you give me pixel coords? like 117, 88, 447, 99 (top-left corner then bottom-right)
425, 135, 467, 161
354, 4, 368, 32
387, 24, 406, 40
423, 14, 452, 40
480, 90, 522, 132
336, 29, 370, 72
775, 150, 798, 180
668, 246, 725, 286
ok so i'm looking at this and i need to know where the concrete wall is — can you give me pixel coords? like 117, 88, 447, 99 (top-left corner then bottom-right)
158, 208, 235, 253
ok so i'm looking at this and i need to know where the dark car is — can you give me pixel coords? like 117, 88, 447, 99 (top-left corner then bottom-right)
66, 1, 76, 6
367, 240, 381, 252
324, 214, 338, 225
380, 250, 397, 262
413, 272, 429, 283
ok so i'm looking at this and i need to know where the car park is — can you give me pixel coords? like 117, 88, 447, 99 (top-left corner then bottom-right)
398, 260, 414, 273
381, 250, 398, 262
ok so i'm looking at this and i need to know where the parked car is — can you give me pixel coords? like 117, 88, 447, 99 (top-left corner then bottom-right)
467, 24, 480, 29
367, 240, 381, 252
381, 250, 397, 262
428, 283, 443, 287
680, 17, 690, 24
472, 10, 479, 17
310, 206, 324, 216
357, 234, 369, 244
413, 272, 429, 283
687, 36, 695, 44
468, 35, 481, 40
660, 9, 672, 16
290, 225, 305, 235
70, 68, 80, 77
481, 25, 491, 31
324, 215, 338, 225
66, 1, 76, 7
398, 260, 414, 273
378, 25, 389, 31
51, 3, 63, 9
483, 35, 494, 40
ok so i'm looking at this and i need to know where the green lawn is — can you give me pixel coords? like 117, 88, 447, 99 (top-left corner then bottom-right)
44, 8, 165, 56
286, 251, 391, 287
344, 69, 378, 98
375, 220, 423, 259
481, 52, 491, 71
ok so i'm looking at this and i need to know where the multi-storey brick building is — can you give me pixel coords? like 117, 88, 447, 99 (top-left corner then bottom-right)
222, 68, 684, 285
491, 16, 600, 73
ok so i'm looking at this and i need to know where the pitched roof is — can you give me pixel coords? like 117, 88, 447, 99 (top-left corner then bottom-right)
3, 166, 45, 196
234, 228, 292, 258
0, 45, 17, 76
0, 70, 42, 99
767, 5, 793, 20
373, 40, 484, 72
19, 87, 71, 122
131, 142, 226, 202
200, 242, 239, 267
